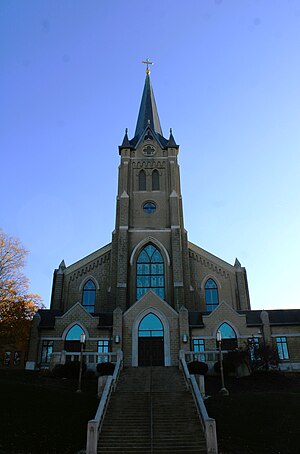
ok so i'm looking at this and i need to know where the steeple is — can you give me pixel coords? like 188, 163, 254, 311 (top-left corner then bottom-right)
134, 73, 163, 139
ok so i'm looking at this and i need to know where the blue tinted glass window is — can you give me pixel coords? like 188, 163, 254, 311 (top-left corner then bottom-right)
218, 323, 236, 339
276, 337, 289, 360
192, 338, 205, 361
97, 339, 109, 363
66, 324, 84, 341
82, 279, 96, 313
136, 244, 165, 300
205, 278, 219, 312
143, 202, 156, 213
139, 313, 164, 337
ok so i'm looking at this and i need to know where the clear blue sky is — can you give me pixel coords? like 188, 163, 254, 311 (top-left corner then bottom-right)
1, 0, 300, 310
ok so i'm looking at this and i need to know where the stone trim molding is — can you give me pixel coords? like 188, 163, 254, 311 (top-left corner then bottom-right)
61, 321, 89, 340
129, 236, 171, 266
212, 319, 240, 339
131, 307, 171, 367
79, 275, 100, 291
200, 274, 222, 291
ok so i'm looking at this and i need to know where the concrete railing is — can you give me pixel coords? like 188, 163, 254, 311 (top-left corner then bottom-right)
183, 350, 226, 364
86, 351, 123, 454
179, 350, 218, 454
50, 351, 119, 369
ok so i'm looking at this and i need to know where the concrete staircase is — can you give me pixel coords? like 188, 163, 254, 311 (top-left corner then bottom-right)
97, 366, 207, 453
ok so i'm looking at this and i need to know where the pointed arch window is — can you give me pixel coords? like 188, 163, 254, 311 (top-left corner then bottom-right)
65, 324, 85, 352
217, 322, 237, 350
138, 313, 164, 337
82, 279, 96, 313
139, 170, 146, 191
136, 244, 165, 300
205, 278, 219, 312
152, 170, 160, 190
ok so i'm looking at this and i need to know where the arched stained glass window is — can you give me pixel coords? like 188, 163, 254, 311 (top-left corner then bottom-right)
82, 279, 96, 313
152, 170, 160, 190
139, 170, 146, 190
205, 278, 219, 312
136, 244, 165, 300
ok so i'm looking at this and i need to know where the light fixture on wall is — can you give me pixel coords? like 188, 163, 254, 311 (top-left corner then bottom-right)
115, 335, 120, 344
182, 334, 188, 343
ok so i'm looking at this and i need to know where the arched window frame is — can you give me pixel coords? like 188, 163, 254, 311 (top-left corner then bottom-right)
138, 169, 146, 191
63, 323, 87, 353
216, 322, 238, 351
205, 278, 219, 312
136, 243, 165, 301
82, 279, 96, 313
138, 313, 164, 337
65, 323, 85, 341
152, 169, 160, 190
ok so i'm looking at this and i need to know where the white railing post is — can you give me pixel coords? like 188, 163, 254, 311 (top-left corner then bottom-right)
86, 420, 98, 454
205, 419, 218, 454
179, 351, 218, 454
86, 351, 123, 453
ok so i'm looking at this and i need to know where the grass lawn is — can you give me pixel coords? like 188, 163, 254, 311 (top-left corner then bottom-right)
0, 370, 99, 454
205, 372, 300, 454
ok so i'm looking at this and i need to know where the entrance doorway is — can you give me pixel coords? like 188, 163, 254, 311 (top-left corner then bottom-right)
138, 313, 164, 366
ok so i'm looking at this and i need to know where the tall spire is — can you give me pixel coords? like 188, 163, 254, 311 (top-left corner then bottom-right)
134, 72, 163, 138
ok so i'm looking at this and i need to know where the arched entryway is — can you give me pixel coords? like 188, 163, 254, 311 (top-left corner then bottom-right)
138, 313, 164, 366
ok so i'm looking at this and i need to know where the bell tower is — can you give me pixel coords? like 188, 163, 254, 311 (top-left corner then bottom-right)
110, 65, 191, 311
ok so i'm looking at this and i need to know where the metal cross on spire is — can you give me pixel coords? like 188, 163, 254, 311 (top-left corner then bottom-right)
142, 58, 153, 75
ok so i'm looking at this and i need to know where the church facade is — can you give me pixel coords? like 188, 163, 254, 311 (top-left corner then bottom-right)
26, 70, 300, 372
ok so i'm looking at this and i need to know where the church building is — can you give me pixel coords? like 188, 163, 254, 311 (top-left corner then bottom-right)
26, 66, 300, 372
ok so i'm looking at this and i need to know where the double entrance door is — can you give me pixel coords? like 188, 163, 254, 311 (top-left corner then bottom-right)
138, 313, 165, 366
138, 336, 164, 366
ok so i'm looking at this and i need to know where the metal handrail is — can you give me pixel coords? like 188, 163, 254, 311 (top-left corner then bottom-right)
86, 351, 123, 454
179, 350, 218, 454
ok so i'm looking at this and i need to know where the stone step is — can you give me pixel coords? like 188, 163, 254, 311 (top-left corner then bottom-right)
97, 367, 207, 454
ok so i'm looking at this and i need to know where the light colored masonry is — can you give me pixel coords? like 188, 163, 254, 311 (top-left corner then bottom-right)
27, 73, 300, 372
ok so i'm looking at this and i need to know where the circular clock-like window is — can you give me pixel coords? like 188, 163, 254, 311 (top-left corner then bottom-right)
143, 145, 156, 156
143, 201, 156, 214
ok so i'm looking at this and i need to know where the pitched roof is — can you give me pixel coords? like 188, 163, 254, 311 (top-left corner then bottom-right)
37, 309, 113, 329
238, 309, 300, 326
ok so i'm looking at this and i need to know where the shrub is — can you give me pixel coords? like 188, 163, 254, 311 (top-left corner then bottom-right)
188, 361, 208, 375
214, 359, 235, 375
84, 369, 96, 379
96, 362, 115, 376
52, 361, 87, 379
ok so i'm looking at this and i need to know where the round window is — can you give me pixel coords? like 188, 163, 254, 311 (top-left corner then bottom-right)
143, 202, 156, 213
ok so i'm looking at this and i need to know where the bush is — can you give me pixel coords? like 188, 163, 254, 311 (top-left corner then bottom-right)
96, 362, 115, 376
214, 359, 235, 375
188, 361, 208, 375
52, 361, 87, 379
84, 369, 96, 379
